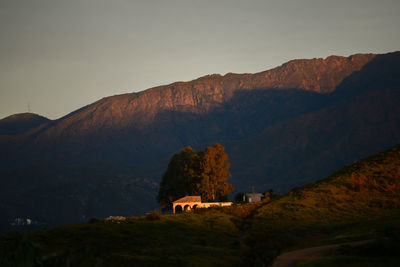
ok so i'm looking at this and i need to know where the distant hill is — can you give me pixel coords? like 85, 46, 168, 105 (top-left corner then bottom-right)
0, 113, 50, 136
0, 163, 158, 234
0, 51, 400, 232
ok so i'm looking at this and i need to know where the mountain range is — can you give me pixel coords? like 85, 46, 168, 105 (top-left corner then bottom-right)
1, 51, 399, 231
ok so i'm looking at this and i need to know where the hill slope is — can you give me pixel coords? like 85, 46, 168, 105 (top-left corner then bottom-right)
245, 145, 400, 265
0, 113, 50, 136
257, 145, 400, 221
229, 87, 400, 192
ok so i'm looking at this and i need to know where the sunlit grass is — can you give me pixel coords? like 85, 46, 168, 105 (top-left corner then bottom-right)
243, 145, 400, 264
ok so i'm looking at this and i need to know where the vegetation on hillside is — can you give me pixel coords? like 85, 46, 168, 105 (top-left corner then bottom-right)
244, 145, 400, 265
0, 211, 242, 266
256, 145, 400, 222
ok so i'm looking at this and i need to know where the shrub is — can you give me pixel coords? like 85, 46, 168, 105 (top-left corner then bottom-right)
88, 217, 100, 223
145, 210, 161, 221
126, 216, 139, 222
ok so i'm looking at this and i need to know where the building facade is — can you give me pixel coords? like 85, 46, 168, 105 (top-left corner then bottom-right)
172, 196, 232, 214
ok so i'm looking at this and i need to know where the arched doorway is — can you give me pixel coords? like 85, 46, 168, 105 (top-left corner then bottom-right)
175, 205, 183, 214
184, 205, 191, 212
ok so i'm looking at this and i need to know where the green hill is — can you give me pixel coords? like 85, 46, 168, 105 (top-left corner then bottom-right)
257, 145, 400, 222
1, 146, 399, 266
245, 145, 400, 265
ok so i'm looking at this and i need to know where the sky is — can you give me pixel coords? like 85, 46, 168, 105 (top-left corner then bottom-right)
0, 0, 399, 120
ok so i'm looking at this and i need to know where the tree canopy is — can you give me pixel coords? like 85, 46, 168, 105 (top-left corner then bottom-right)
157, 143, 234, 210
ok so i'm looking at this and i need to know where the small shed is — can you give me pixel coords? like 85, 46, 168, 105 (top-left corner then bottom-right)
244, 193, 263, 203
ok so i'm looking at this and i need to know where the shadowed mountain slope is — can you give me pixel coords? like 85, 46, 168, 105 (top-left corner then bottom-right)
0, 163, 158, 234
228, 87, 400, 193
0, 113, 50, 136
226, 51, 400, 192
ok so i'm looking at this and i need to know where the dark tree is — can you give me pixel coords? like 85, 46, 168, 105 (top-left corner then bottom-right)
157, 147, 201, 211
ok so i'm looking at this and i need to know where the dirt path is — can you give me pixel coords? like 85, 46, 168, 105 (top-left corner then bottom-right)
271, 239, 373, 267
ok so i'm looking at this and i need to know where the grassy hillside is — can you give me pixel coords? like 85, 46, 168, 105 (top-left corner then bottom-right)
0, 211, 242, 266
245, 145, 400, 265
258, 145, 400, 221
1, 146, 399, 266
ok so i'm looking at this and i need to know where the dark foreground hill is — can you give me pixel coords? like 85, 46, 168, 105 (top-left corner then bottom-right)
1, 51, 400, 232
0, 146, 399, 266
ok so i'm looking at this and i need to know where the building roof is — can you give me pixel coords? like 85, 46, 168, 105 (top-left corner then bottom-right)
173, 196, 202, 203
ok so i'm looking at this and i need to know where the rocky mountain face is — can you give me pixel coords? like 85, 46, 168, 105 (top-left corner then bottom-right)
228, 51, 400, 192
1, 51, 399, 232
0, 53, 376, 165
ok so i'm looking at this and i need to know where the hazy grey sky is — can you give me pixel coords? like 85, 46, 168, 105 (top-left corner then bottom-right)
1, 0, 399, 119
